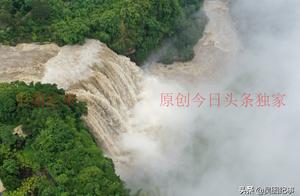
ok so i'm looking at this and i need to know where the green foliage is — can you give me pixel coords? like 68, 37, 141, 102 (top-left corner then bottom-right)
0, 81, 129, 196
0, 0, 205, 64
31, 0, 51, 21
158, 0, 207, 64
4, 176, 39, 196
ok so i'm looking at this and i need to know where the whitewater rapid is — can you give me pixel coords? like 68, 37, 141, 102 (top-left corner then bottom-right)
115, 0, 242, 194
0, 0, 237, 194
0, 40, 141, 157
2, 0, 299, 195
118, 0, 300, 195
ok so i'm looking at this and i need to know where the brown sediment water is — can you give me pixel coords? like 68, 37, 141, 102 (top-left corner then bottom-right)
0, 40, 141, 157
150, 0, 240, 81
0, 0, 240, 194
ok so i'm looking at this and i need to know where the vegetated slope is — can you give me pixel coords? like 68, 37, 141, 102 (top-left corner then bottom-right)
0, 0, 204, 63
0, 81, 129, 196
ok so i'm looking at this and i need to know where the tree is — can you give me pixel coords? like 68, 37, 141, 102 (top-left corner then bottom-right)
0, 9, 13, 27
31, 0, 51, 21
0, 0, 205, 64
0, 94, 16, 122
0, 82, 129, 195
0, 159, 21, 190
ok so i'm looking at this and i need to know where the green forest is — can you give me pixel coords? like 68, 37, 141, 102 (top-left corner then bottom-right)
0, 0, 205, 63
0, 82, 129, 196
0, 1, 206, 195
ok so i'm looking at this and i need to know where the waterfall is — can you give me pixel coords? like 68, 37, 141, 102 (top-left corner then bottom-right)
0, 0, 239, 194
0, 39, 142, 157
0, 0, 236, 194
115, 0, 243, 194
2, 0, 299, 195
117, 0, 300, 195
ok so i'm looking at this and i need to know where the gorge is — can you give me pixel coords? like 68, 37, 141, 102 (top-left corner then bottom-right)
1, 0, 300, 195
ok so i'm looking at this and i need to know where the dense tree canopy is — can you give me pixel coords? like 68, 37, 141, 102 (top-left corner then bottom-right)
0, 0, 205, 63
0, 81, 129, 196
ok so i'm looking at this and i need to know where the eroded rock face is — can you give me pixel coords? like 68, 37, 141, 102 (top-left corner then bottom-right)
0, 39, 142, 157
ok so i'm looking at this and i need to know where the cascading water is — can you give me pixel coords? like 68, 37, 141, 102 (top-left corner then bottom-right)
0, 0, 246, 194
115, 0, 242, 194
117, 0, 300, 195
0, 40, 141, 157
1, 0, 300, 195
